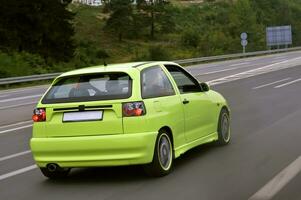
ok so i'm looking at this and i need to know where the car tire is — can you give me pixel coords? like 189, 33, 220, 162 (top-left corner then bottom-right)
40, 167, 70, 179
216, 108, 231, 146
144, 130, 173, 177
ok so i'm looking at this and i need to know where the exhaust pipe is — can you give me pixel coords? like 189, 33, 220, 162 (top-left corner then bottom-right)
47, 163, 58, 172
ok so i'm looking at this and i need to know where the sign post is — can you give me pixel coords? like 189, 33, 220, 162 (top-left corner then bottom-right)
241, 32, 248, 54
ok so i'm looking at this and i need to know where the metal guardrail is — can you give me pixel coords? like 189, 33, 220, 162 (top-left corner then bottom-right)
0, 73, 61, 85
1, 47, 301, 86
174, 47, 301, 64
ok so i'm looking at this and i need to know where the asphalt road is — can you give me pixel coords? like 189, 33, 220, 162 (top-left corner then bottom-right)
0, 51, 301, 200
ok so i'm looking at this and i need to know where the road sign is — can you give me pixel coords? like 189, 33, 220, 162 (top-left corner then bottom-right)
266, 26, 292, 47
241, 40, 248, 54
241, 32, 248, 40
241, 39, 248, 47
241, 33, 248, 54
241, 32, 248, 53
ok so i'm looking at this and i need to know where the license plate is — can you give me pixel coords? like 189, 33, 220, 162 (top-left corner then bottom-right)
63, 111, 103, 122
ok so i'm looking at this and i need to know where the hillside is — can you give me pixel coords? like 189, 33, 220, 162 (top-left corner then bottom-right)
1, 0, 301, 78
69, 3, 198, 65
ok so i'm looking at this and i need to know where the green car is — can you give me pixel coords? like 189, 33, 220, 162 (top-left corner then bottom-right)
30, 61, 231, 178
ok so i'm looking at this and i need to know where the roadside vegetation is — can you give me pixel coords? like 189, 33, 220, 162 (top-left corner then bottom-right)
1, 0, 301, 78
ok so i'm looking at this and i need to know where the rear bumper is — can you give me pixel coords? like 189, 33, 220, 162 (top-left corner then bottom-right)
30, 132, 157, 168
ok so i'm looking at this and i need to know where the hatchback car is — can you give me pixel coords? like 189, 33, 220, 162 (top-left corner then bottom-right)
30, 61, 230, 178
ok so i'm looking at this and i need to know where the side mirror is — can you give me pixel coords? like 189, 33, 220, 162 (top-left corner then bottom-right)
200, 82, 210, 92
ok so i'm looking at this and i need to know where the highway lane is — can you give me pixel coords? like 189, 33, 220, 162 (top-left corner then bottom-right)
0, 50, 300, 122
0, 126, 32, 158
0, 85, 46, 125
186, 50, 301, 82
1, 50, 301, 106
0, 52, 301, 199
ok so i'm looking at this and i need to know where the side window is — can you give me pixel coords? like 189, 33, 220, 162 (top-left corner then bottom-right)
141, 66, 175, 99
165, 65, 201, 94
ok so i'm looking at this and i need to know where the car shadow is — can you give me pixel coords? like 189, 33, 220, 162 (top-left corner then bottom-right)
42, 165, 147, 185
42, 143, 219, 185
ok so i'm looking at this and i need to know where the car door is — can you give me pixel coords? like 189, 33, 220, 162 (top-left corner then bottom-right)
164, 65, 216, 143
139, 66, 186, 148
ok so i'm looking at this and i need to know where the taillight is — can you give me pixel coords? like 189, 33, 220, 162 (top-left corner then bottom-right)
32, 108, 46, 122
122, 102, 146, 117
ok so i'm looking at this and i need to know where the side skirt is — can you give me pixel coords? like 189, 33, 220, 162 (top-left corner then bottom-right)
174, 132, 218, 158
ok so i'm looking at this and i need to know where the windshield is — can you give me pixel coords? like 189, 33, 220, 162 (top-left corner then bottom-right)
42, 72, 132, 104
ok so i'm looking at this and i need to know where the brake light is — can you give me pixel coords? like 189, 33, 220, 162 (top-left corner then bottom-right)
123, 102, 146, 117
32, 108, 46, 122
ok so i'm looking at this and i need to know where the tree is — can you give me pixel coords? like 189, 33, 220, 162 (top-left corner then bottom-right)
228, 0, 265, 51
0, 0, 75, 62
136, 0, 174, 39
104, 0, 134, 42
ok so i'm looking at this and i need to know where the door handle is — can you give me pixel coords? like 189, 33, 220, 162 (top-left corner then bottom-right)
183, 99, 190, 105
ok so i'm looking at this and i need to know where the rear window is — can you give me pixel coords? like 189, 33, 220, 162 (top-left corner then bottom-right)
42, 73, 132, 104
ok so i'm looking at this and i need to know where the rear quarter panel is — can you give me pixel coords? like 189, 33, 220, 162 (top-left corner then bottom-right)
123, 95, 186, 149
123, 64, 186, 149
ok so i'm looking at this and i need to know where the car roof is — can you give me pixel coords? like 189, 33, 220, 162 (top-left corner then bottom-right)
58, 61, 178, 78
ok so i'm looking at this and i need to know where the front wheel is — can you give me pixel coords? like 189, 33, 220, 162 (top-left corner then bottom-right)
144, 130, 173, 177
216, 108, 231, 146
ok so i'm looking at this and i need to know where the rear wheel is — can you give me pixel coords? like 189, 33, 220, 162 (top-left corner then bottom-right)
144, 130, 173, 177
216, 108, 231, 146
40, 166, 70, 179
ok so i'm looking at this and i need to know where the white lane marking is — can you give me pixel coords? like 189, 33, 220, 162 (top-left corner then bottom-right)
0, 124, 33, 135
229, 62, 250, 67
252, 78, 292, 90
0, 165, 37, 181
198, 67, 238, 75
249, 156, 301, 200
272, 59, 286, 63
274, 78, 301, 88
0, 94, 9, 98
207, 57, 301, 86
0, 94, 42, 103
273, 56, 284, 59
0, 121, 32, 130
0, 101, 37, 110
275, 56, 286, 59
0, 151, 31, 162
190, 61, 253, 72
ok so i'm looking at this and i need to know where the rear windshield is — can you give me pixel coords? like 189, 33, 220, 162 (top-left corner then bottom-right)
42, 72, 132, 104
